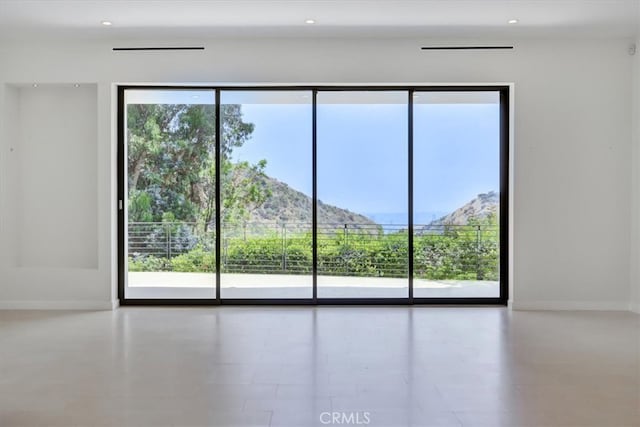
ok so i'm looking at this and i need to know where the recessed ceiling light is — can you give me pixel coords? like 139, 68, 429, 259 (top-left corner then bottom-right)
74, 84, 80, 88
32, 83, 38, 88
101, 20, 113, 26
508, 19, 519, 24
305, 19, 316, 24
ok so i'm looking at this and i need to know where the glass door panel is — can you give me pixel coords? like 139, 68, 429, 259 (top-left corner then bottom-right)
413, 91, 501, 298
317, 91, 409, 299
124, 89, 217, 299
220, 91, 313, 299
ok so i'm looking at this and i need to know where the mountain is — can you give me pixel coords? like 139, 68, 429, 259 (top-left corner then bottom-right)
243, 167, 496, 235
247, 174, 379, 231
426, 191, 498, 228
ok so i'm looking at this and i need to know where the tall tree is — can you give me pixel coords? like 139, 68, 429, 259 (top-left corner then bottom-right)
127, 103, 268, 226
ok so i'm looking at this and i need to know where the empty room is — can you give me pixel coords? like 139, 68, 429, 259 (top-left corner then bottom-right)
0, 1, 639, 426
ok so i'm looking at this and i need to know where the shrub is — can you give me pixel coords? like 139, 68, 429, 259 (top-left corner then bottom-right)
128, 227, 499, 281
171, 247, 215, 272
128, 255, 170, 272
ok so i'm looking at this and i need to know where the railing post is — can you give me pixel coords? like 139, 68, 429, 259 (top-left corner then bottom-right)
282, 223, 287, 273
476, 224, 481, 280
344, 223, 349, 274
223, 236, 228, 270
166, 223, 172, 260
344, 223, 349, 246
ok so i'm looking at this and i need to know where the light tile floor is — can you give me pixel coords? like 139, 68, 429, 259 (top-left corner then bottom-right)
0, 307, 638, 427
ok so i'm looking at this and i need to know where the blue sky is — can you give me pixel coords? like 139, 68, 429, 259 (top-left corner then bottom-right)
229, 94, 499, 224
128, 89, 500, 224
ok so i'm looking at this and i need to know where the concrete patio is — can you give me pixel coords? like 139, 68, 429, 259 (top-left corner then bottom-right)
126, 272, 499, 299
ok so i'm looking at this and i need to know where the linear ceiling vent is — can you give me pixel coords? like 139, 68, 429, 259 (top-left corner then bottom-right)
421, 46, 514, 51
112, 46, 205, 51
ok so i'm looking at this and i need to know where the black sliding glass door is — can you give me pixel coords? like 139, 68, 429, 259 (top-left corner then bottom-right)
413, 91, 502, 299
122, 89, 217, 300
220, 91, 313, 299
316, 91, 409, 299
118, 86, 508, 304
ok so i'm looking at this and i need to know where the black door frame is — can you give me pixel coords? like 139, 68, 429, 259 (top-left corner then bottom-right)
117, 85, 509, 305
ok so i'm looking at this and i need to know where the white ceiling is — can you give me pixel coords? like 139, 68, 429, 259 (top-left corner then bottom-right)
0, 0, 638, 41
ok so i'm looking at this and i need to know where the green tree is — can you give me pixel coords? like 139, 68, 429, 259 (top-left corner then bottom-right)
127, 103, 269, 227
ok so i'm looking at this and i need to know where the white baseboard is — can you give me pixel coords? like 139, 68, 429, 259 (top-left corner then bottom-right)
511, 300, 631, 311
0, 298, 633, 312
0, 300, 118, 310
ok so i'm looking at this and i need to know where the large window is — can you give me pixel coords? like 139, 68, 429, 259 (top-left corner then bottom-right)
220, 91, 313, 299
118, 86, 508, 304
413, 91, 502, 298
123, 89, 217, 300
317, 91, 408, 299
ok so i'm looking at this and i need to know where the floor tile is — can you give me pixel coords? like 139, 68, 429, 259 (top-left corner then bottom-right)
0, 308, 636, 427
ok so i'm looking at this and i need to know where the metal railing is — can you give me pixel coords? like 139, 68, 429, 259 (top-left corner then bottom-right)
128, 222, 214, 259
128, 221, 499, 280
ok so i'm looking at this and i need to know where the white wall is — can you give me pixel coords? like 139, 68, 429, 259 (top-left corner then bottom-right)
631, 37, 640, 314
0, 37, 634, 310
0, 81, 107, 308
14, 85, 98, 269
1, 86, 19, 270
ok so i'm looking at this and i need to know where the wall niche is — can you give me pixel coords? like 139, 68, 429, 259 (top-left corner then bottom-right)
3, 83, 98, 269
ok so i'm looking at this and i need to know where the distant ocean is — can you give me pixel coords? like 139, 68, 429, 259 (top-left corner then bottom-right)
364, 211, 448, 232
